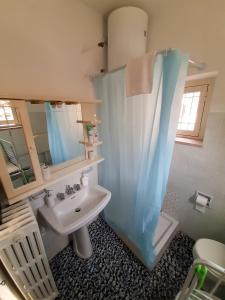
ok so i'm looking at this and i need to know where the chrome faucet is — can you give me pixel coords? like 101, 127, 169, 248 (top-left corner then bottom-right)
65, 185, 74, 195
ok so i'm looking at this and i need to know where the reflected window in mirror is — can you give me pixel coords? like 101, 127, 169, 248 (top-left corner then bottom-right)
27, 102, 85, 167
0, 103, 20, 128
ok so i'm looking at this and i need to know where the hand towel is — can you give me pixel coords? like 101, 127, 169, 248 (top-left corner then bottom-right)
126, 52, 155, 97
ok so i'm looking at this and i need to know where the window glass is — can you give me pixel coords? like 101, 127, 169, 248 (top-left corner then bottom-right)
177, 91, 201, 131
0, 107, 14, 122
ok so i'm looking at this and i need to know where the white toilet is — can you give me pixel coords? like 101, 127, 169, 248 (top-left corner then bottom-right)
193, 238, 225, 269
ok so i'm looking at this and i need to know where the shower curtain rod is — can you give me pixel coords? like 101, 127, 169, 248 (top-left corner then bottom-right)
91, 48, 206, 78
188, 59, 206, 70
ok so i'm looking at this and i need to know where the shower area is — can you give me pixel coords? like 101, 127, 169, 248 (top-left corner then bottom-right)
93, 7, 190, 269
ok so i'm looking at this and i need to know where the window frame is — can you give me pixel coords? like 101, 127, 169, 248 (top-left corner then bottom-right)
176, 78, 214, 141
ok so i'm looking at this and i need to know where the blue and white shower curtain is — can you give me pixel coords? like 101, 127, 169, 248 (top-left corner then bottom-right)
94, 50, 188, 267
45, 103, 83, 165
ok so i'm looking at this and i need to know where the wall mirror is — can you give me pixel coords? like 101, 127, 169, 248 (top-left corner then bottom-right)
0, 100, 43, 197
26, 102, 86, 168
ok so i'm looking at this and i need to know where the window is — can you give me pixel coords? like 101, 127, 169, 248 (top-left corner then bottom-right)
0, 107, 14, 122
176, 78, 214, 142
0, 105, 20, 127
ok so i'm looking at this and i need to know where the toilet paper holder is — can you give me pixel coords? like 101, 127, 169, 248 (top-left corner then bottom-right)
195, 191, 213, 208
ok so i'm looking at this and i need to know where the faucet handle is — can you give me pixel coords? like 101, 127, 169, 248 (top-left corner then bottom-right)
65, 185, 74, 195
73, 184, 81, 191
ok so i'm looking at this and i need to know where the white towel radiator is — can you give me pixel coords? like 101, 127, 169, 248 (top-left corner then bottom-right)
0, 200, 58, 300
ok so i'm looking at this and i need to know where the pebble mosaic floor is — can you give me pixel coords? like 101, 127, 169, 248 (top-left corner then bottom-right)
50, 216, 194, 300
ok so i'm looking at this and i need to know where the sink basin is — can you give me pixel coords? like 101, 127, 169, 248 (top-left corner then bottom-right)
39, 185, 111, 259
39, 185, 111, 235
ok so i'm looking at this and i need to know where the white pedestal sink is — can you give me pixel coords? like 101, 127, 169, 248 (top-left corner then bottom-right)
39, 185, 111, 259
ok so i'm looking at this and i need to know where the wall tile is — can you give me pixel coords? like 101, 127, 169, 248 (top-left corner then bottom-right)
164, 112, 225, 243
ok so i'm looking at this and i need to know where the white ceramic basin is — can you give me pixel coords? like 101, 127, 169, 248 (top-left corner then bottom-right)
39, 185, 111, 236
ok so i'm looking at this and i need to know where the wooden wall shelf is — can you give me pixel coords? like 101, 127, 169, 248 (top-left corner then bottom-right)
79, 140, 103, 147
77, 120, 101, 125
0, 97, 102, 105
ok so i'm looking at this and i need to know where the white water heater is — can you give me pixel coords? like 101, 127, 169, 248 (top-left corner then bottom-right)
108, 6, 148, 71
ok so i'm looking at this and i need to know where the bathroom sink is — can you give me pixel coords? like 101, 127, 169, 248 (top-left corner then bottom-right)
39, 185, 111, 236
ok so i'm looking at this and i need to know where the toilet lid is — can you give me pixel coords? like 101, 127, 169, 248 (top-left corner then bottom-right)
194, 239, 225, 269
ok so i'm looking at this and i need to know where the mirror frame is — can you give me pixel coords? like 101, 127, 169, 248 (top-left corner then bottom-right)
0, 100, 43, 199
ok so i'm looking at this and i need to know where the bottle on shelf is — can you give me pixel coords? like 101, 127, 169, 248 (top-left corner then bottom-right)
86, 118, 99, 144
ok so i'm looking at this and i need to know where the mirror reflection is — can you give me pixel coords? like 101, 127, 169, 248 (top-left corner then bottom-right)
27, 102, 85, 167
0, 102, 36, 188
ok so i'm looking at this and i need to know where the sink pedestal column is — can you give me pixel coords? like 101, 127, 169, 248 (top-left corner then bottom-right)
72, 226, 93, 259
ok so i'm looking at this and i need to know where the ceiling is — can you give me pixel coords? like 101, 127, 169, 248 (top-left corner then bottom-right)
82, 0, 160, 16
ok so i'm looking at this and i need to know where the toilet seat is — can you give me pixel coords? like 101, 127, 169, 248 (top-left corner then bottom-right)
193, 238, 225, 269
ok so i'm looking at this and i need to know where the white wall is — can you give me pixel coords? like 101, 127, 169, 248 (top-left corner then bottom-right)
0, 0, 104, 100
148, 0, 225, 242
149, 0, 225, 113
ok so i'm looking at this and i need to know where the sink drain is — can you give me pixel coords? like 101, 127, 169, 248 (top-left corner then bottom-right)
74, 208, 81, 212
